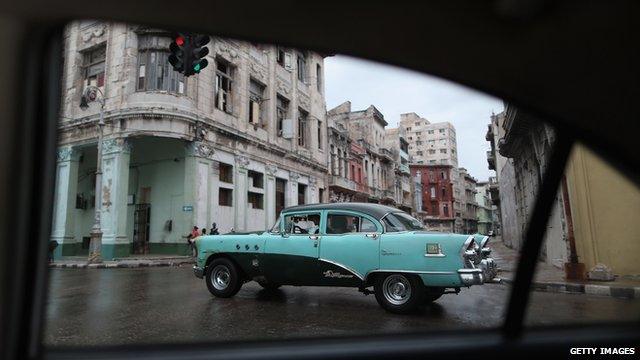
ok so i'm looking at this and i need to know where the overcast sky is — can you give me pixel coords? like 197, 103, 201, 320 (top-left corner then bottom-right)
324, 55, 503, 182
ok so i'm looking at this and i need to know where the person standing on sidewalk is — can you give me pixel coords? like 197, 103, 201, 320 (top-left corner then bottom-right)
210, 222, 219, 235
201, 228, 207, 236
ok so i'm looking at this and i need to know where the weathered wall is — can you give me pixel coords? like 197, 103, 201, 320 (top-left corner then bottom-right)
566, 144, 640, 276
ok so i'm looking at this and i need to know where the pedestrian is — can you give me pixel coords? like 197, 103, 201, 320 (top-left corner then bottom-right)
210, 222, 219, 235
187, 226, 199, 257
201, 228, 207, 236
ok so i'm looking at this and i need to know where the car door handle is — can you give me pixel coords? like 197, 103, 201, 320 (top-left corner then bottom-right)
365, 233, 378, 239
309, 235, 320, 240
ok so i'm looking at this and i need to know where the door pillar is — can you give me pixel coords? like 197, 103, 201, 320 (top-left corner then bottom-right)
265, 164, 278, 226
100, 138, 131, 259
234, 155, 250, 232
51, 146, 81, 258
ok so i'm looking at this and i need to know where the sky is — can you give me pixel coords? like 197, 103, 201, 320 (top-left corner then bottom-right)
324, 55, 503, 182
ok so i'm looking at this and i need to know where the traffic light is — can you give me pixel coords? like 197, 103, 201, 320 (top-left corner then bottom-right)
190, 34, 210, 75
168, 32, 210, 77
168, 33, 186, 73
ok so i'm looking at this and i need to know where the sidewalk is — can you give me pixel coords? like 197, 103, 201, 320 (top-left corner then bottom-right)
492, 240, 640, 299
49, 255, 195, 269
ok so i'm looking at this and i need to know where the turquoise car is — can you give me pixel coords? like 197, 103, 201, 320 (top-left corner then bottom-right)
193, 203, 494, 313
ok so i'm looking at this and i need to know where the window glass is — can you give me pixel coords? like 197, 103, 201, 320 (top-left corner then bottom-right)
360, 217, 378, 232
283, 213, 320, 234
326, 214, 359, 234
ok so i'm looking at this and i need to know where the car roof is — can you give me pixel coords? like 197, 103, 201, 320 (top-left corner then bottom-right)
281, 202, 401, 219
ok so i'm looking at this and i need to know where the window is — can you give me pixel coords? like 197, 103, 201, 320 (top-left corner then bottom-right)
440, 149, 447, 153
326, 214, 377, 234
439, 128, 446, 133
248, 170, 263, 188
219, 163, 233, 183
218, 188, 233, 206
430, 186, 436, 198
276, 47, 292, 69
298, 183, 306, 204
416, 151, 423, 156
416, 141, 423, 146
83, 45, 105, 88
442, 188, 446, 197
137, 50, 184, 94
298, 109, 308, 147
316, 63, 322, 92
317, 119, 323, 149
382, 212, 423, 232
249, 79, 265, 124
276, 95, 289, 136
248, 192, 264, 209
428, 130, 434, 134
297, 52, 307, 82
441, 171, 446, 179
215, 59, 233, 113
326, 214, 359, 234
443, 203, 450, 217
283, 213, 320, 234
428, 149, 436, 154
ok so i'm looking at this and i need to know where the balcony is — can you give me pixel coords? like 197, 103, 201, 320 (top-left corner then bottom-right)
487, 150, 495, 170
399, 148, 409, 160
329, 175, 356, 192
398, 163, 410, 174
379, 148, 394, 162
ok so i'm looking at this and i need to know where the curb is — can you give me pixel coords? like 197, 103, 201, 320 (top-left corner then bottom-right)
49, 260, 195, 269
499, 278, 640, 299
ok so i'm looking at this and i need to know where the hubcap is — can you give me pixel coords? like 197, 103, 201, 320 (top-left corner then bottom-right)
211, 265, 231, 291
382, 274, 412, 305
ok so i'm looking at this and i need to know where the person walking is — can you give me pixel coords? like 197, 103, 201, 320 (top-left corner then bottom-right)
187, 226, 199, 257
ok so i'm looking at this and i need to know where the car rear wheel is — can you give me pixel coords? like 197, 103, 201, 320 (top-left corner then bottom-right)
424, 287, 445, 303
205, 258, 242, 298
374, 273, 425, 314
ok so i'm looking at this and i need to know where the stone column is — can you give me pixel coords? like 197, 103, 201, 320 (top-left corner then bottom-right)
184, 141, 215, 234
51, 146, 81, 258
234, 155, 250, 232
287, 171, 300, 207
100, 138, 131, 259
265, 163, 278, 226
308, 176, 319, 203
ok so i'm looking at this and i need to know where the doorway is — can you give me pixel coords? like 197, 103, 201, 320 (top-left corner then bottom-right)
133, 203, 150, 254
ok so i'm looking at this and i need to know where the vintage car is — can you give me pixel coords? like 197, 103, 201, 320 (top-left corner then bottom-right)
193, 203, 496, 313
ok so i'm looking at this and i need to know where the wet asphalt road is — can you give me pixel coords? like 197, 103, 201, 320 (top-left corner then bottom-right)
44, 267, 640, 347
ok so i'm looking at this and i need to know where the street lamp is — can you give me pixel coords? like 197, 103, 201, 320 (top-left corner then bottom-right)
80, 85, 105, 263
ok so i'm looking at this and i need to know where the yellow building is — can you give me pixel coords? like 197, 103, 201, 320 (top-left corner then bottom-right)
565, 143, 640, 277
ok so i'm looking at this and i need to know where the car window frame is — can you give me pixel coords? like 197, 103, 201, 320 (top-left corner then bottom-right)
322, 210, 382, 236
280, 210, 323, 236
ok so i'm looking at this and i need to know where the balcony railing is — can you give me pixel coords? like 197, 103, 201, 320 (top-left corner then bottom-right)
398, 163, 410, 174
329, 175, 356, 191
487, 150, 495, 170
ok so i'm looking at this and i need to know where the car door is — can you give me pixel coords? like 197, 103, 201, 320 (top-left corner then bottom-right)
262, 211, 322, 285
318, 211, 382, 286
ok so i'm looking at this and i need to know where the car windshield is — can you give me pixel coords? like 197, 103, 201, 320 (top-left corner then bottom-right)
382, 212, 424, 232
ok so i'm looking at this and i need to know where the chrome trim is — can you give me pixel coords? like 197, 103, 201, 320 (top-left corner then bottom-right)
424, 253, 446, 257
366, 270, 456, 279
480, 235, 490, 249
460, 235, 475, 257
193, 265, 204, 279
458, 268, 483, 274
458, 268, 484, 286
318, 258, 364, 280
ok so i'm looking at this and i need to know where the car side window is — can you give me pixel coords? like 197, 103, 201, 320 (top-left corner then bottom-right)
360, 217, 377, 232
283, 213, 320, 235
326, 214, 359, 234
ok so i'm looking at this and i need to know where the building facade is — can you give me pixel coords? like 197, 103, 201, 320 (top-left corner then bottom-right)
459, 168, 479, 234
475, 181, 493, 235
399, 112, 465, 232
410, 164, 455, 232
384, 127, 413, 211
488, 105, 568, 267
51, 22, 329, 259
326, 102, 395, 204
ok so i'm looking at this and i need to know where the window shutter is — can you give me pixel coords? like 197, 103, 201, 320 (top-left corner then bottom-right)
250, 100, 260, 124
284, 53, 293, 71
282, 118, 294, 139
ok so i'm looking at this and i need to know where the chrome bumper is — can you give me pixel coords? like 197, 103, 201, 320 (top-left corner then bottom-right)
193, 265, 204, 279
480, 257, 498, 282
458, 268, 484, 286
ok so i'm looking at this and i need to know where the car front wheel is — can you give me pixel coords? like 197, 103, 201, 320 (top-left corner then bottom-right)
374, 273, 425, 314
205, 258, 242, 298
